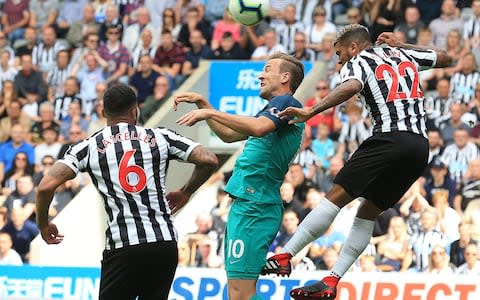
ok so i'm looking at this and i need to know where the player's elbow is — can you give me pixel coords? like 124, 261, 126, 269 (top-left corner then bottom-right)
435, 52, 453, 68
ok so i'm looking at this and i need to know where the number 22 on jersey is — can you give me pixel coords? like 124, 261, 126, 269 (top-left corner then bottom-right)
375, 61, 423, 102
119, 149, 147, 193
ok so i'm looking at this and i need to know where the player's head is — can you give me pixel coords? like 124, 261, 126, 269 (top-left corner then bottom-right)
103, 83, 138, 123
258, 52, 304, 99
333, 24, 372, 65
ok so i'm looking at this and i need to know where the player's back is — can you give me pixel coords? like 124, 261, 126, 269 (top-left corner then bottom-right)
60, 123, 198, 250
343, 46, 437, 138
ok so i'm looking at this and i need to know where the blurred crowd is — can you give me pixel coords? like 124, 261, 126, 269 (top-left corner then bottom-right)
0, 0, 479, 276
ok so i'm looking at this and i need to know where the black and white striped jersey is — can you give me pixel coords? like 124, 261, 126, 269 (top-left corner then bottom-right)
449, 71, 480, 105
47, 66, 71, 97
440, 142, 479, 184
424, 95, 456, 126
338, 120, 371, 149
59, 123, 199, 250
462, 16, 480, 42
32, 42, 66, 73
53, 95, 83, 121
340, 46, 437, 138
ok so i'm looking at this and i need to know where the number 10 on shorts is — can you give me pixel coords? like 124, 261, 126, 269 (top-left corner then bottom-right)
227, 239, 245, 259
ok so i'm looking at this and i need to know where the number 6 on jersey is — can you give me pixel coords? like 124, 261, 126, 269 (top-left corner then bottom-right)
119, 149, 147, 193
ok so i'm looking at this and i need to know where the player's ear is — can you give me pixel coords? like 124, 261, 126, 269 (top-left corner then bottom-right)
281, 72, 290, 84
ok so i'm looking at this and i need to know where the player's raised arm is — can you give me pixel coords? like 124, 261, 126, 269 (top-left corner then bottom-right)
376, 32, 452, 68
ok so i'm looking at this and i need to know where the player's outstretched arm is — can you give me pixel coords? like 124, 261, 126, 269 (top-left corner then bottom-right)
36, 162, 76, 244
174, 92, 248, 143
279, 79, 362, 123
376, 32, 452, 68
167, 145, 218, 214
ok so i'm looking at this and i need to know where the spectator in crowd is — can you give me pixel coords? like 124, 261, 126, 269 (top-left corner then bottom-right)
280, 181, 304, 219
53, 77, 82, 122
427, 129, 444, 167
251, 29, 287, 60
441, 29, 468, 78
450, 223, 476, 267
305, 6, 336, 55
300, 187, 323, 221
178, 6, 212, 50
186, 211, 221, 257
56, 0, 90, 38
98, 24, 130, 84
72, 53, 108, 110
14, 54, 48, 106
317, 33, 338, 78
426, 244, 455, 274
366, 0, 406, 42
431, 189, 461, 244
439, 103, 472, 146
204, 0, 228, 24
0, 231, 23, 265
175, 0, 202, 24
394, 5, 424, 45
357, 255, 377, 272
98, 4, 124, 43
450, 53, 480, 105
195, 237, 222, 268
290, 32, 315, 63
0, 208, 8, 230
463, 198, 480, 242
402, 210, 448, 272
47, 50, 72, 99
57, 124, 85, 159
87, 86, 107, 135
318, 247, 339, 271
440, 128, 479, 186
32, 26, 66, 74
0, 80, 17, 119
471, 83, 480, 124
293, 134, 318, 184
2, 152, 34, 195
0, 50, 18, 85
48, 175, 83, 220
33, 155, 55, 186
29, 102, 60, 146
177, 239, 192, 267
3, 207, 39, 263
66, 4, 99, 49
312, 123, 335, 174
210, 9, 240, 51
429, 0, 463, 49
2, 175, 36, 220
455, 243, 480, 275
29, 0, 59, 32
304, 79, 338, 137
454, 159, 480, 213
345, 7, 368, 27
14, 27, 37, 59
376, 216, 410, 272
211, 31, 247, 60
269, 210, 300, 254
309, 223, 346, 268
129, 55, 160, 106
128, 28, 157, 77
336, 102, 371, 161
122, 6, 158, 52
59, 101, 89, 142
0, 124, 35, 183
2, 0, 30, 43
153, 29, 185, 89
92, 0, 109, 23
463, 0, 480, 50
0, 101, 30, 143
275, 4, 304, 53
424, 78, 456, 130
182, 30, 213, 77
423, 159, 457, 207
34, 129, 61, 167
160, 8, 181, 41
318, 156, 344, 194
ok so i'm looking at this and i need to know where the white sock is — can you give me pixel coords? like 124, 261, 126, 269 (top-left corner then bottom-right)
332, 217, 374, 277
283, 197, 340, 255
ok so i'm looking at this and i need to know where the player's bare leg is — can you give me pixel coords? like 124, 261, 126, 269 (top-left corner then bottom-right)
228, 279, 258, 300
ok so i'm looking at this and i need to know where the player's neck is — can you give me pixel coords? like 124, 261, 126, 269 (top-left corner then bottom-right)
107, 118, 136, 126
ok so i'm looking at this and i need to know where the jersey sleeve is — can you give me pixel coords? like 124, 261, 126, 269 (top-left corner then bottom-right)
400, 48, 437, 71
58, 139, 90, 174
340, 59, 366, 90
257, 95, 302, 129
158, 128, 200, 161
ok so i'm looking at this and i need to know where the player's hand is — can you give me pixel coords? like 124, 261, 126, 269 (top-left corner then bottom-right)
173, 92, 207, 111
278, 107, 314, 124
176, 109, 211, 126
40, 222, 64, 244
166, 190, 190, 214
376, 32, 402, 48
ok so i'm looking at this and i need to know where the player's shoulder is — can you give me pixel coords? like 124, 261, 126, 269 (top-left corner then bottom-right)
271, 94, 302, 108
